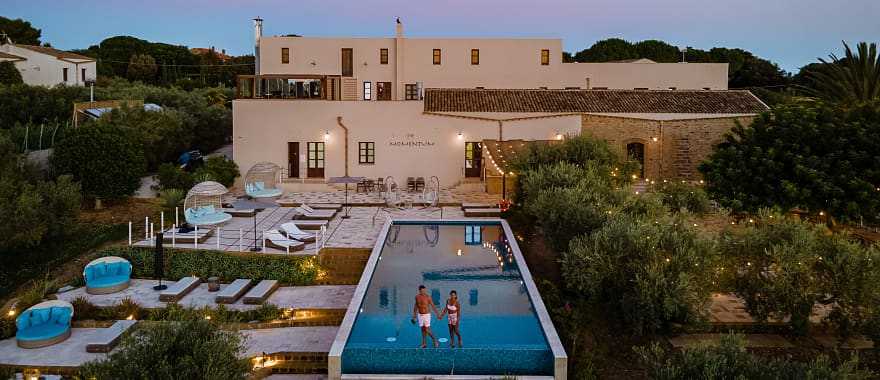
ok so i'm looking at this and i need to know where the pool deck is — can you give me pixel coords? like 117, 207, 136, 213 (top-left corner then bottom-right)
57, 280, 355, 311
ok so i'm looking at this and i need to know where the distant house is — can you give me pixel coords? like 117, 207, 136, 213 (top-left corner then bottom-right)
191, 47, 232, 62
0, 42, 96, 86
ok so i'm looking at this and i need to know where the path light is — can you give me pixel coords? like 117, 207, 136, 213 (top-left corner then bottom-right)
126, 315, 134, 320
457, 249, 462, 256
555, 131, 563, 140
7, 309, 15, 317
652, 137, 658, 142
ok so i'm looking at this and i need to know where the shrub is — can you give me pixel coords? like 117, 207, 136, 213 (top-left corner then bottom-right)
96, 247, 319, 285
78, 319, 251, 380
53, 123, 146, 202
71, 296, 102, 321
94, 106, 192, 171
636, 333, 874, 379
145, 303, 281, 323
157, 163, 195, 190
0, 61, 23, 85
561, 214, 717, 334
159, 188, 186, 211
721, 212, 880, 337
14, 277, 56, 312
0, 316, 15, 340
195, 156, 239, 187
656, 181, 711, 215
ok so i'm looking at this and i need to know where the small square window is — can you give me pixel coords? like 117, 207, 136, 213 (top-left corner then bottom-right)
541, 49, 550, 65
380, 48, 388, 64
471, 49, 479, 65
358, 142, 375, 164
433, 49, 441, 65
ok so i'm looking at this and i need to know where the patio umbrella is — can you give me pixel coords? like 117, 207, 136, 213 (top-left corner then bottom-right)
327, 176, 365, 219
231, 196, 278, 252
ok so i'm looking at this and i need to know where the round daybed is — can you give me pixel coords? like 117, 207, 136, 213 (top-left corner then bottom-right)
84, 256, 132, 295
184, 181, 233, 226
15, 300, 74, 349
244, 162, 284, 198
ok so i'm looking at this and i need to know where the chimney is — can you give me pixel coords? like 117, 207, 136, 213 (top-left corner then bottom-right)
254, 17, 263, 76
222, 49, 226, 56
210, 46, 215, 52
395, 17, 403, 37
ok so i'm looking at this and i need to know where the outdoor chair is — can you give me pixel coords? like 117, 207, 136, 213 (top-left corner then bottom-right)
279, 222, 317, 242
264, 230, 306, 251
15, 300, 74, 349
84, 256, 132, 295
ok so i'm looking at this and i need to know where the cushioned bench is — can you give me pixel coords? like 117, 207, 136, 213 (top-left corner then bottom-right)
85, 320, 138, 353
84, 256, 132, 295
16, 300, 74, 349
159, 276, 201, 302
246, 181, 284, 199
185, 205, 232, 226
290, 220, 328, 230
464, 208, 502, 217
242, 280, 279, 304
215, 279, 253, 304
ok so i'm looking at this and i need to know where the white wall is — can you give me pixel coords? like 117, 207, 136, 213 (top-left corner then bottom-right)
232, 100, 581, 184
0, 45, 96, 87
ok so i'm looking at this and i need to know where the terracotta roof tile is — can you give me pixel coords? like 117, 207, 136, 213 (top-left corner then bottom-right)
424, 88, 769, 114
0, 51, 25, 61
14, 44, 95, 61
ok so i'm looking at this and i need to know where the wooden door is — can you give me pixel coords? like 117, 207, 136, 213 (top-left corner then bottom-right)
307, 142, 325, 178
464, 142, 482, 178
341, 48, 353, 77
287, 142, 300, 178
376, 82, 392, 100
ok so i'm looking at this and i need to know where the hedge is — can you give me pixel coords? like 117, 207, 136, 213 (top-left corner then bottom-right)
96, 246, 319, 285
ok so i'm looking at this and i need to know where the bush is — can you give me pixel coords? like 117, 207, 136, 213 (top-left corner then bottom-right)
195, 156, 239, 187
157, 163, 195, 190
96, 247, 319, 285
0, 61, 23, 85
656, 181, 711, 215
53, 123, 146, 202
561, 214, 717, 334
78, 319, 251, 380
159, 188, 186, 211
94, 106, 192, 171
720, 212, 880, 337
636, 333, 874, 379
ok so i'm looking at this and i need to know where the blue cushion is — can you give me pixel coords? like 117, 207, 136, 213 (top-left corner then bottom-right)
88, 275, 129, 288
31, 308, 51, 325
203, 205, 215, 214
255, 182, 265, 191
50, 307, 72, 325
16, 312, 32, 330
16, 323, 69, 342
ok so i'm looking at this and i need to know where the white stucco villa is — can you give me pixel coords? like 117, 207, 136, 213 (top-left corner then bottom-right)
0, 42, 96, 87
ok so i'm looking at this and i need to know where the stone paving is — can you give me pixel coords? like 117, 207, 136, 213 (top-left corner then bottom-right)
708, 293, 829, 324
57, 280, 355, 311
242, 326, 338, 356
668, 333, 794, 348
133, 205, 481, 253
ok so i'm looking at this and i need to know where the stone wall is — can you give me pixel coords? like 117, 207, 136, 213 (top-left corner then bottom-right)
581, 114, 755, 180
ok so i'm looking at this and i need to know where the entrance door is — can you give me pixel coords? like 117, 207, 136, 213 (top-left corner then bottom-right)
341, 48, 353, 77
307, 142, 325, 178
464, 142, 482, 178
376, 82, 392, 100
626, 142, 645, 178
287, 142, 300, 179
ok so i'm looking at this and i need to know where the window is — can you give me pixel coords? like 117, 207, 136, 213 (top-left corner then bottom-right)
432, 49, 441, 65
363, 81, 372, 100
307, 142, 325, 178
281, 48, 290, 64
341, 48, 353, 77
62, 68, 68, 82
81, 68, 87, 82
634, 87, 649, 90
376, 82, 392, 100
471, 49, 479, 65
465, 225, 482, 245
358, 142, 375, 164
380, 48, 388, 64
541, 49, 550, 65
405, 84, 419, 100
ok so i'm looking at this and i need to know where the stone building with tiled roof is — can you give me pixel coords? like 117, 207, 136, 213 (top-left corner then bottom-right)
232, 19, 770, 193
0, 43, 96, 86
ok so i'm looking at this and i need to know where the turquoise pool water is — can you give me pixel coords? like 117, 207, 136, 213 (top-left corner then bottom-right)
341, 221, 554, 376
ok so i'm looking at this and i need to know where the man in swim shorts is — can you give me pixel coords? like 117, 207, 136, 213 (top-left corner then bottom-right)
411, 285, 440, 348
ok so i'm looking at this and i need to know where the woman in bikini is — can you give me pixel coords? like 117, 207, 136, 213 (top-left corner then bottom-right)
439, 290, 462, 347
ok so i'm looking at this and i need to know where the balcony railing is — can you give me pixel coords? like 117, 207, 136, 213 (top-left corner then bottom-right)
236, 75, 329, 100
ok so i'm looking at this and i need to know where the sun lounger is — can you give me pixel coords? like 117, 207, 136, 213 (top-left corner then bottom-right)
461, 202, 497, 210
221, 207, 256, 217
215, 279, 254, 304
159, 276, 201, 302
242, 280, 279, 304
464, 208, 502, 217
294, 204, 336, 220
264, 229, 306, 251
161, 227, 213, 243
289, 220, 328, 230
311, 203, 343, 211
279, 222, 317, 242
86, 320, 138, 353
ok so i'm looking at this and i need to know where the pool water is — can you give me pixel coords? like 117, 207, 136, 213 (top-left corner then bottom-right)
341, 222, 554, 376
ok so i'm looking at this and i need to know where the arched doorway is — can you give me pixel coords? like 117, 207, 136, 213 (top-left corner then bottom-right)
626, 142, 645, 178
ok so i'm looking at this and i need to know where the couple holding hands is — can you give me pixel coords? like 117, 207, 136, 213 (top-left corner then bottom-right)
412, 285, 462, 348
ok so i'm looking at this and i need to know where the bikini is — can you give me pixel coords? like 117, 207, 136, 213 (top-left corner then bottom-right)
446, 303, 459, 325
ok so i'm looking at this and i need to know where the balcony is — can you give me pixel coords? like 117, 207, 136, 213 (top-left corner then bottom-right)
236, 75, 334, 100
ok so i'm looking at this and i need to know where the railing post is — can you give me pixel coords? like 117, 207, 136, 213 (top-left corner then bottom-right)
194, 225, 199, 249
217, 227, 221, 250
150, 223, 154, 246
160, 212, 164, 232
262, 230, 266, 251
145, 217, 149, 239
172, 224, 176, 248
128, 221, 132, 246
239, 228, 243, 252
175, 207, 179, 227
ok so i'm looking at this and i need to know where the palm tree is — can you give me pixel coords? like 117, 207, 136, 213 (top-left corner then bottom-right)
806, 41, 880, 103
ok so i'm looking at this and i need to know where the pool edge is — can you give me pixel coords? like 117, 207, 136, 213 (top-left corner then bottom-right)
328, 218, 568, 380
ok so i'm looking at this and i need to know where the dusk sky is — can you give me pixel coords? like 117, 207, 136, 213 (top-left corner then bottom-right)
4, 0, 879, 73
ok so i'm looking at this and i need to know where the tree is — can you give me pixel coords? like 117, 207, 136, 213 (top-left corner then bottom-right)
79, 320, 251, 380
720, 213, 880, 338
127, 53, 158, 83
699, 101, 880, 224
53, 123, 146, 205
0, 61, 22, 85
561, 213, 717, 334
807, 41, 880, 104
195, 156, 239, 187
94, 106, 191, 171
0, 16, 41, 45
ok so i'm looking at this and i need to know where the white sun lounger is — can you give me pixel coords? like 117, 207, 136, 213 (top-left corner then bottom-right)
242, 280, 280, 304
159, 276, 201, 302
289, 220, 329, 230
215, 279, 253, 304
295, 204, 336, 220
279, 222, 317, 242
264, 229, 306, 251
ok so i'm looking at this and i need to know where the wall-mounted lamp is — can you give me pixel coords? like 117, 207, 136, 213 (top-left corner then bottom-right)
555, 131, 563, 140
652, 137, 658, 142
323, 130, 330, 141
457, 131, 463, 140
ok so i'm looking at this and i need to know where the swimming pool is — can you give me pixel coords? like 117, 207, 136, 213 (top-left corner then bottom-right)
329, 219, 566, 379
